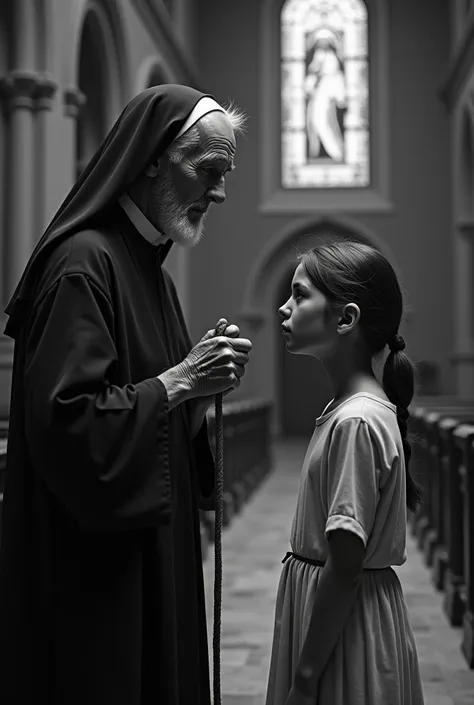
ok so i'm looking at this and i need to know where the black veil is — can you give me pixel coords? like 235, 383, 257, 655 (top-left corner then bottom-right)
4, 84, 210, 339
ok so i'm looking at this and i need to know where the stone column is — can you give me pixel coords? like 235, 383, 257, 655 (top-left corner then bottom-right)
63, 87, 87, 120
0, 1, 58, 410
33, 76, 58, 238
0, 72, 37, 408
0, 71, 57, 371
0, 71, 40, 304
63, 87, 87, 179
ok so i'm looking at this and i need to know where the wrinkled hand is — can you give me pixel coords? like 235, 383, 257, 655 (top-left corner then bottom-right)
179, 318, 252, 399
199, 318, 241, 342
200, 319, 244, 398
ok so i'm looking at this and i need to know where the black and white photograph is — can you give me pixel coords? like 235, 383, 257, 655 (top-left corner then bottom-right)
0, 1, 473, 704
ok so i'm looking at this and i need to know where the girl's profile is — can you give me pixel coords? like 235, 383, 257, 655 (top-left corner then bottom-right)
266, 239, 424, 705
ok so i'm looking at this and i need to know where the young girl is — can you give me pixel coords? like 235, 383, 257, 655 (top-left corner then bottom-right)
266, 240, 424, 705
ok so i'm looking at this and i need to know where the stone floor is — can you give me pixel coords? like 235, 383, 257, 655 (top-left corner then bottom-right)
203, 439, 474, 705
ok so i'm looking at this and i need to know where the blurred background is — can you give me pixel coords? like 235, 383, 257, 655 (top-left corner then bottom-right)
5, 3, 474, 698
0, 0, 468, 438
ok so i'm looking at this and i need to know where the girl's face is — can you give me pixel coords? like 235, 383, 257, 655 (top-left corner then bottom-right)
278, 263, 339, 358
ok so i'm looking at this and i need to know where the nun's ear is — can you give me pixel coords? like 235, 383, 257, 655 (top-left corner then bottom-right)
144, 160, 161, 178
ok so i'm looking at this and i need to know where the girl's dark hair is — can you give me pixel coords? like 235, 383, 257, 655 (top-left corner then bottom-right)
299, 239, 422, 513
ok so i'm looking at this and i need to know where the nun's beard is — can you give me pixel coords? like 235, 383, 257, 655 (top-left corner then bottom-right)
152, 168, 207, 247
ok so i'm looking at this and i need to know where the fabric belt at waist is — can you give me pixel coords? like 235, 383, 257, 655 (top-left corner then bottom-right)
282, 551, 391, 571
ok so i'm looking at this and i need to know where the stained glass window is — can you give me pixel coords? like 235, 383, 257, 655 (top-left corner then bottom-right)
281, 0, 370, 189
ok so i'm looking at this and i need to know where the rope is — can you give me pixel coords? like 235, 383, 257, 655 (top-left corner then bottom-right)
212, 321, 227, 705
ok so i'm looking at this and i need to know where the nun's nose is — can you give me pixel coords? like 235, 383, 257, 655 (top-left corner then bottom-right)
207, 181, 226, 205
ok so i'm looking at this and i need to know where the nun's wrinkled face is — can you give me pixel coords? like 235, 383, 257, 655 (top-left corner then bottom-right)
152, 111, 236, 247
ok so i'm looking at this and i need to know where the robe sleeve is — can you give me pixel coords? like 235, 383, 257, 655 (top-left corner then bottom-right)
162, 267, 216, 509
193, 418, 215, 511
24, 272, 172, 533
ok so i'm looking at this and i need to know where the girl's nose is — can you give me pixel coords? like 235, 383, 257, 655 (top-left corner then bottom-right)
278, 303, 289, 320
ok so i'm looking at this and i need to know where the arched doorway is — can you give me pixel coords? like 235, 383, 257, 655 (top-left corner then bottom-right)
460, 110, 474, 217
240, 216, 397, 437
75, 2, 126, 179
146, 63, 170, 89
135, 57, 175, 94
76, 11, 109, 178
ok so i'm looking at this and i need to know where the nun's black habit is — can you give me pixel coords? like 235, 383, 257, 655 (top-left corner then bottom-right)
0, 85, 216, 705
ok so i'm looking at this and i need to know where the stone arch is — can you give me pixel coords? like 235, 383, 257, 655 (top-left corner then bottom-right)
451, 98, 474, 394
34, 0, 53, 73
74, 0, 129, 177
240, 214, 397, 324
135, 56, 177, 94
71, 0, 130, 109
238, 216, 403, 436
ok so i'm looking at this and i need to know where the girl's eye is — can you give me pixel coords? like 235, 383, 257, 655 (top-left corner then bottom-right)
293, 292, 303, 301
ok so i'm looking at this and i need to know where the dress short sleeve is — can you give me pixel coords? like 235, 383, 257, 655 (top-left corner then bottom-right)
324, 418, 379, 546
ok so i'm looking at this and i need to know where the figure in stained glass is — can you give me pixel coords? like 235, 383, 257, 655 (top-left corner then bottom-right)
281, 0, 369, 189
305, 28, 347, 162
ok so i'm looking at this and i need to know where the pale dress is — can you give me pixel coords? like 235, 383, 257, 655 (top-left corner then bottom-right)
265, 392, 424, 705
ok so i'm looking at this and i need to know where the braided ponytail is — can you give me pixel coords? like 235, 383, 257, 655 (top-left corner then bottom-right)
383, 335, 422, 513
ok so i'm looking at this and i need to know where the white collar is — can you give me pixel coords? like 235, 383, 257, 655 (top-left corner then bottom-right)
118, 193, 169, 247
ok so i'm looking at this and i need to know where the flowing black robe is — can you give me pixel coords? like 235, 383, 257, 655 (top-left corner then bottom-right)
0, 204, 215, 704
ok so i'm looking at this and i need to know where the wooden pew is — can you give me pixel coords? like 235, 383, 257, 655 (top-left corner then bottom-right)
422, 409, 474, 569
412, 396, 474, 407
407, 402, 474, 636
443, 423, 474, 629
408, 409, 474, 631
432, 417, 465, 593
0, 439, 7, 546
455, 424, 474, 667
408, 398, 474, 541
427, 415, 474, 607
0, 400, 8, 441
204, 398, 273, 544
409, 397, 474, 521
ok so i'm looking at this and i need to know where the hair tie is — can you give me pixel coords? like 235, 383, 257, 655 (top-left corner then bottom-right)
389, 333, 406, 353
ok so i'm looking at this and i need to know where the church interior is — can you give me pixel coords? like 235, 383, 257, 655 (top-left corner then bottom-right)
2, 0, 474, 701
